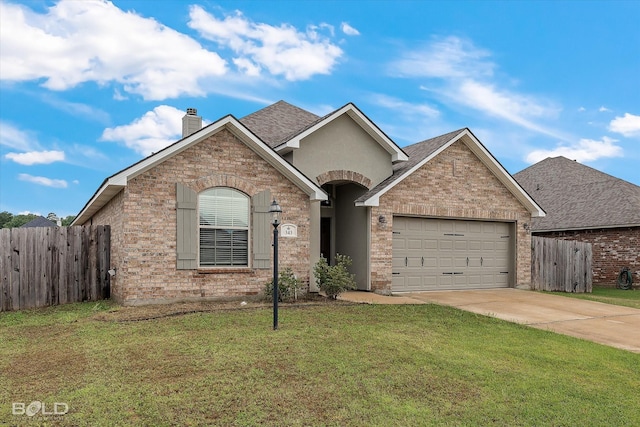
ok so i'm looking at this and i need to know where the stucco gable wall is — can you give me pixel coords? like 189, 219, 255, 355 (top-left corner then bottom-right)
103, 128, 310, 304
292, 115, 393, 188
370, 140, 532, 292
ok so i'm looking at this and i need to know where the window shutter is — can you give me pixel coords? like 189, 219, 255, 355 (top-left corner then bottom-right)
252, 189, 271, 269
176, 183, 197, 270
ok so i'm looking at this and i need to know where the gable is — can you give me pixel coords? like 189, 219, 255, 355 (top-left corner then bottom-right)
356, 128, 544, 217
291, 114, 393, 188
382, 139, 527, 215
274, 103, 408, 163
72, 115, 326, 225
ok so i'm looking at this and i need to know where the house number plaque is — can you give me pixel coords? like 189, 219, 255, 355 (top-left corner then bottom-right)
281, 224, 297, 238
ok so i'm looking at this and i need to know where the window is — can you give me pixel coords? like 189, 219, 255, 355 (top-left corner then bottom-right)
198, 188, 249, 267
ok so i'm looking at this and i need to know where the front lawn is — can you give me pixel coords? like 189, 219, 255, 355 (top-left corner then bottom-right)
553, 285, 640, 309
1, 300, 639, 426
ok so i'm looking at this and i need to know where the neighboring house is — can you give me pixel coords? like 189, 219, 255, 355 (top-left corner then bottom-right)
73, 101, 544, 305
514, 156, 640, 286
20, 216, 57, 228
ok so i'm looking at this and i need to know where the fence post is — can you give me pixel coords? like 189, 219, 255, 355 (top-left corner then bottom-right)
0, 229, 10, 311
98, 226, 110, 299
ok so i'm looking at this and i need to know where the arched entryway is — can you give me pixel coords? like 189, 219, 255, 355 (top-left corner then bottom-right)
320, 181, 369, 290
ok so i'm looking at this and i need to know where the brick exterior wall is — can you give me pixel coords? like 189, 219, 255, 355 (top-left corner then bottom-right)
535, 227, 640, 286
370, 140, 532, 293
316, 170, 372, 189
86, 128, 311, 305
86, 128, 537, 302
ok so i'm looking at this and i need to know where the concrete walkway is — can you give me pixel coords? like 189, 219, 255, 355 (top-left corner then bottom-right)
339, 288, 640, 353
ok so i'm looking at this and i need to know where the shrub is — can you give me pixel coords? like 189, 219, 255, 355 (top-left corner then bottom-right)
264, 268, 303, 302
313, 254, 357, 299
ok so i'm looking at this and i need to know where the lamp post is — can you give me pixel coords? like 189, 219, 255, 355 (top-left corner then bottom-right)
269, 199, 282, 330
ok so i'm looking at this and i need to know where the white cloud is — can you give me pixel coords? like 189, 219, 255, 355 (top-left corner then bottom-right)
341, 22, 360, 36
609, 113, 640, 137
0, 122, 107, 168
525, 136, 623, 163
1, 2, 349, 100
40, 94, 111, 124
113, 89, 127, 101
453, 80, 564, 139
0, 121, 38, 151
371, 93, 439, 118
598, 106, 611, 112
5, 150, 65, 165
309, 23, 335, 38
18, 173, 68, 188
100, 105, 184, 155
392, 36, 494, 79
392, 36, 564, 140
188, 6, 342, 81
233, 57, 261, 77
578, 107, 586, 112
0, 0, 227, 100
68, 144, 108, 162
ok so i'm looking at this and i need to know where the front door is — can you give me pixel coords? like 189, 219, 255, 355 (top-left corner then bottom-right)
320, 217, 331, 261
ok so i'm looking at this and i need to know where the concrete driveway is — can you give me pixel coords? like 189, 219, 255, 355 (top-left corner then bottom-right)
339, 288, 640, 353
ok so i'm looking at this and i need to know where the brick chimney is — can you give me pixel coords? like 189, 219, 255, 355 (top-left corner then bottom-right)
182, 108, 202, 138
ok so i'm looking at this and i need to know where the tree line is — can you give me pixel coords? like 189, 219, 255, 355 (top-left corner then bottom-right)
0, 211, 76, 229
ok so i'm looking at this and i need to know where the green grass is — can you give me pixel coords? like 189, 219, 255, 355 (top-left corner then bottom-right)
551, 286, 640, 309
1, 301, 639, 426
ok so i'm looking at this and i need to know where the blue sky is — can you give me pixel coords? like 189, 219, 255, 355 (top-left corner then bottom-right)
1, 0, 639, 218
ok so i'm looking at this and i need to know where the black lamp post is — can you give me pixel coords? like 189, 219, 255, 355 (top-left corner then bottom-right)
269, 199, 282, 330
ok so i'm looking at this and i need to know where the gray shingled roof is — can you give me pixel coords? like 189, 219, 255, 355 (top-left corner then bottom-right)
240, 100, 321, 147
21, 216, 57, 228
514, 156, 640, 231
355, 128, 466, 203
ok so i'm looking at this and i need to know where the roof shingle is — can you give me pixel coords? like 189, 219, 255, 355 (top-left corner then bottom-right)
21, 216, 57, 228
239, 100, 320, 147
514, 156, 640, 231
355, 128, 465, 203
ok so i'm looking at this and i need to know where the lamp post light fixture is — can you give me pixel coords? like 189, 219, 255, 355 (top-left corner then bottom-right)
269, 199, 282, 330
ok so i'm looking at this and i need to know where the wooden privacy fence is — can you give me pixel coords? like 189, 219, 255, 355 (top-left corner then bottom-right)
0, 226, 110, 311
531, 236, 592, 292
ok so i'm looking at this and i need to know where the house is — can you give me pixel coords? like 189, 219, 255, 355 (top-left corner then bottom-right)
73, 101, 544, 305
21, 216, 57, 228
514, 156, 640, 286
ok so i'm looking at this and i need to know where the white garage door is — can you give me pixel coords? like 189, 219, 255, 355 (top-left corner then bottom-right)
392, 217, 512, 292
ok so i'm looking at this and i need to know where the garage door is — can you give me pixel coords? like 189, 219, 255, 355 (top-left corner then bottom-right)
392, 217, 512, 291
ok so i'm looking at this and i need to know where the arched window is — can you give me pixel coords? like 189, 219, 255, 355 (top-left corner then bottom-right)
198, 188, 249, 267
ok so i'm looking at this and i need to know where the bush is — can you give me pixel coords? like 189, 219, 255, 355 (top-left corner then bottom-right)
264, 268, 303, 302
313, 254, 357, 299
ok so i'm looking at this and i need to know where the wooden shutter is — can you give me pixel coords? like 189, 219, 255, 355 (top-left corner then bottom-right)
176, 183, 197, 270
252, 189, 271, 269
